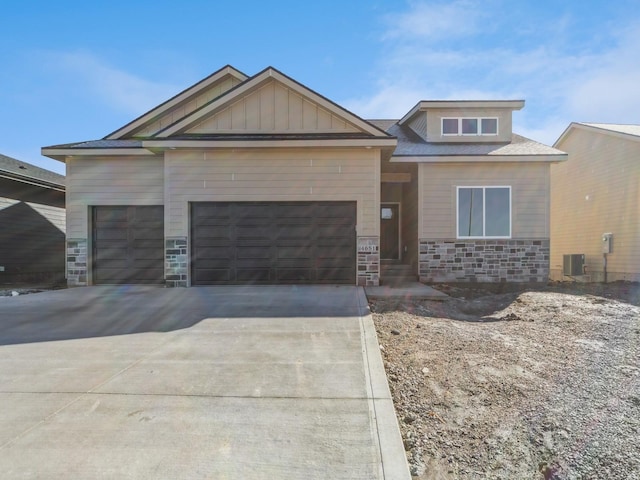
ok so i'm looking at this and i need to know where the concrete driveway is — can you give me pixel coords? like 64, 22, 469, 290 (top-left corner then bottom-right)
0, 286, 409, 479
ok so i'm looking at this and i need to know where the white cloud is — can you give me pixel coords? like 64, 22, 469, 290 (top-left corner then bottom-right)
43, 51, 179, 116
344, 2, 640, 145
383, 0, 485, 40
564, 27, 640, 123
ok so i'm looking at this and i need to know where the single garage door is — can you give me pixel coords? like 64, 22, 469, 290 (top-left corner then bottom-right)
192, 202, 356, 285
92, 206, 164, 284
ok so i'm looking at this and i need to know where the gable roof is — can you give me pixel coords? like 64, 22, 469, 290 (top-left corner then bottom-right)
155, 67, 391, 138
555, 122, 640, 147
0, 153, 65, 190
43, 65, 396, 161
370, 121, 566, 163
105, 65, 249, 139
399, 100, 525, 125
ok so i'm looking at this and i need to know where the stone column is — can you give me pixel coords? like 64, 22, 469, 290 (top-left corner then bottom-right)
165, 237, 188, 287
66, 238, 88, 286
357, 237, 379, 286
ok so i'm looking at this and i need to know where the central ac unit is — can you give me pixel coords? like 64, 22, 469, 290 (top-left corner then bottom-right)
563, 254, 585, 276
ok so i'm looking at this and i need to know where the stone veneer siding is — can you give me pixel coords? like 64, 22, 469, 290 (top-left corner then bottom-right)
419, 239, 549, 283
66, 238, 88, 286
165, 237, 188, 287
357, 236, 379, 286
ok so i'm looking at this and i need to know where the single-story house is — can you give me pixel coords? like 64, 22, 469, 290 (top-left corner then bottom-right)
551, 123, 640, 282
42, 65, 565, 287
0, 153, 66, 284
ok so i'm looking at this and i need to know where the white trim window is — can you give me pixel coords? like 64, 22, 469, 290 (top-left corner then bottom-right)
457, 186, 511, 238
442, 117, 498, 136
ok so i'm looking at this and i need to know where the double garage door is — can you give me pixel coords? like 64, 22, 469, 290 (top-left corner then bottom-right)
191, 201, 356, 285
92, 202, 356, 285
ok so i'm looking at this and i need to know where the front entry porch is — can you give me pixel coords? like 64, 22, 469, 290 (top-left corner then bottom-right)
380, 162, 418, 285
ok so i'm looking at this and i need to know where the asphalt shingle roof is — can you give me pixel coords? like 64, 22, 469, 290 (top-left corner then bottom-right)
581, 123, 640, 138
44, 139, 143, 149
0, 153, 65, 187
368, 120, 565, 157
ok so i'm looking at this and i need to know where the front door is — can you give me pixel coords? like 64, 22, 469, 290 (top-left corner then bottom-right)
380, 203, 400, 260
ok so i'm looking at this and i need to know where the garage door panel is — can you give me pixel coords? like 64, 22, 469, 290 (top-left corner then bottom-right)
192, 201, 355, 285
236, 269, 271, 282
277, 268, 313, 282
235, 204, 271, 217
131, 228, 163, 241
236, 258, 271, 269
195, 258, 231, 269
93, 206, 164, 285
236, 226, 271, 238
95, 207, 128, 222
277, 246, 312, 259
95, 230, 128, 241
316, 245, 352, 258
133, 208, 163, 222
194, 269, 231, 283
277, 225, 313, 238
317, 268, 353, 282
277, 204, 314, 217
236, 246, 272, 258
195, 247, 232, 259
194, 226, 231, 238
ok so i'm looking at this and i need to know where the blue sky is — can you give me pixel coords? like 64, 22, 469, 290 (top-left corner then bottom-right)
2, 0, 639, 175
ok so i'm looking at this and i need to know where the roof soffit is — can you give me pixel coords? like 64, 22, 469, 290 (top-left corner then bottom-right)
105, 65, 249, 140
155, 67, 392, 139
399, 100, 525, 125
554, 122, 640, 148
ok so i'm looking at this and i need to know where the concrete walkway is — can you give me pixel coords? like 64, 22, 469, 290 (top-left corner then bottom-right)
366, 282, 449, 300
0, 286, 409, 479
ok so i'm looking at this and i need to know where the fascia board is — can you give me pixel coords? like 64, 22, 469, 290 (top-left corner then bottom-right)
156, 68, 390, 138
105, 66, 248, 140
142, 138, 398, 149
390, 154, 567, 163
41, 148, 156, 158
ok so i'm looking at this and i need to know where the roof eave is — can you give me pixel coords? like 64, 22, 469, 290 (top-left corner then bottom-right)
0, 170, 65, 191
41, 147, 157, 161
390, 154, 567, 163
143, 138, 398, 149
555, 122, 640, 147
399, 100, 526, 126
156, 67, 392, 139
105, 65, 249, 140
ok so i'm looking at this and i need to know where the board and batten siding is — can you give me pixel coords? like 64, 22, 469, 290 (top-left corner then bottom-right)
66, 156, 164, 238
419, 163, 550, 239
165, 148, 380, 238
134, 76, 243, 137
188, 79, 360, 134
551, 128, 640, 281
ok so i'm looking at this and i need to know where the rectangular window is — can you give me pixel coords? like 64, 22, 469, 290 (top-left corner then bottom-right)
442, 117, 499, 136
442, 118, 459, 135
481, 118, 498, 135
457, 186, 511, 238
461, 118, 478, 135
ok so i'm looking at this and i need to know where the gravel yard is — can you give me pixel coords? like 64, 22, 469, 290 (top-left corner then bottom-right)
371, 282, 640, 480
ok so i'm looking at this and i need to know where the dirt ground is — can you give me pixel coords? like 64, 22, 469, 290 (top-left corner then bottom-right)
371, 281, 640, 480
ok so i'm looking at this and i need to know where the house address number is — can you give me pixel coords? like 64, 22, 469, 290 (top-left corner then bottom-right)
358, 239, 378, 253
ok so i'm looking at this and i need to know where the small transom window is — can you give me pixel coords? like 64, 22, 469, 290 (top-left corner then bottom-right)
442, 117, 499, 136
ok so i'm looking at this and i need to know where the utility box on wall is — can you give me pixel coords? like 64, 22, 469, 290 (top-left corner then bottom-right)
563, 254, 585, 276
602, 233, 613, 254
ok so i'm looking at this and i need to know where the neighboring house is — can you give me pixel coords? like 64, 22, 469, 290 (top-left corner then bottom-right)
551, 123, 640, 282
42, 65, 565, 287
0, 153, 66, 284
